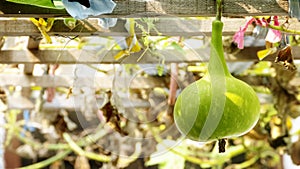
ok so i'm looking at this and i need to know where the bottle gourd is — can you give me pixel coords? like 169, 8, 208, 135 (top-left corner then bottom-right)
173, 5, 260, 142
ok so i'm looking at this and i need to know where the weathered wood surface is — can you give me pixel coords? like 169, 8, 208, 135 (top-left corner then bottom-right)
0, 18, 257, 36
4, 74, 278, 110
2, 45, 300, 64
3, 74, 164, 110
0, 74, 166, 88
0, 0, 288, 17
7, 94, 151, 110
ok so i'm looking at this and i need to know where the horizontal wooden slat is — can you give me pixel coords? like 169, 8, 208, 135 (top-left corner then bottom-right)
0, 18, 257, 36
0, 0, 288, 17
5, 74, 280, 110
4, 72, 297, 89
7, 94, 151, 110
1, 45, 298, 64
0, 75, 166, 88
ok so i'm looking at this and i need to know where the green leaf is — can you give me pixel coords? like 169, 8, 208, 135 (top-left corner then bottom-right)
170, 42, 185, 54
156, 64, 164, 76
6, 0, 62, 9
64, 18, 77, 29
52, 0, 65, 9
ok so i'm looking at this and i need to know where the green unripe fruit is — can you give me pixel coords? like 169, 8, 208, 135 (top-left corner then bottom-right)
174, 17, 260, 142
174, 75, 260, 141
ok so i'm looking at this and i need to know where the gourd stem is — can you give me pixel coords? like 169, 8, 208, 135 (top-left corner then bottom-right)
218, 139, 226, 153
216, 0, 222, 21
209, 0, 231, 77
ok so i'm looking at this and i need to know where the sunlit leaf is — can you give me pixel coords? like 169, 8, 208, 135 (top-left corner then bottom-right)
114, 50, 130, 60
30, 18, 54, 43
45, 18, 55, 32
257, 47, 277, 60
6, 0, 57, 9
126, 36, 141, 52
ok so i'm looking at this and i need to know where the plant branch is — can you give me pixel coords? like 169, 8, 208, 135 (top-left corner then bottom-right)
252, 17, 300, 35
226, 155, 259, 169
18, 150, 72, 169
63, 133, 111, 162
267, 24, 300, 35
15, 124, 110, 168
16, 124, 108, 151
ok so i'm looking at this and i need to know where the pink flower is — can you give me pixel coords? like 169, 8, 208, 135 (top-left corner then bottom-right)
265, 16, 282, 43
233, 18, 255, 49
233, 29, 245, 49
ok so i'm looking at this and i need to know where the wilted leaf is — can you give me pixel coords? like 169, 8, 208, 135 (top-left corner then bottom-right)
291, 140, 300, 165
275, 45, 297, 71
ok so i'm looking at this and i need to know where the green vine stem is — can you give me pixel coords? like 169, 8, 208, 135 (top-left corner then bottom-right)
252, 16, 300, 35
15, 124, 110, 168
216, 0, 222, 21
266, 23, 300, 35
63, 133, 111, 162
229, 155, 260, 169
15, 124, 108, 151
18, 150, 72, 169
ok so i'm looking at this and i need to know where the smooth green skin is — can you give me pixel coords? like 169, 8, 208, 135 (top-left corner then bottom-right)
174, 76, 260, 141
174, 19, 260, 142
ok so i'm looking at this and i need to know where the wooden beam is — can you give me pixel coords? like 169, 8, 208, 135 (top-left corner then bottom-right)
0, 0, 288, 18
0, 74, 166, 88
24, 37, 39, 75
5, 75, 277, 110
7, 94, 151, 110
0, 45, 292, 64
0, 18, 257, 37
3, 74, 161, 110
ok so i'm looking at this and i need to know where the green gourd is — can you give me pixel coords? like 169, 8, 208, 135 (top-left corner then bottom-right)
173, 1, 260, 142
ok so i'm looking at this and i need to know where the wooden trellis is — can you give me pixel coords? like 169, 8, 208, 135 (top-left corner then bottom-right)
0, 0, 298, 110
1, 1, 300, 169
0, 0, 289, 17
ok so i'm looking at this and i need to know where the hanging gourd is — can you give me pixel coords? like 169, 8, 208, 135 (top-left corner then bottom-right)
174, 0, 260, 143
